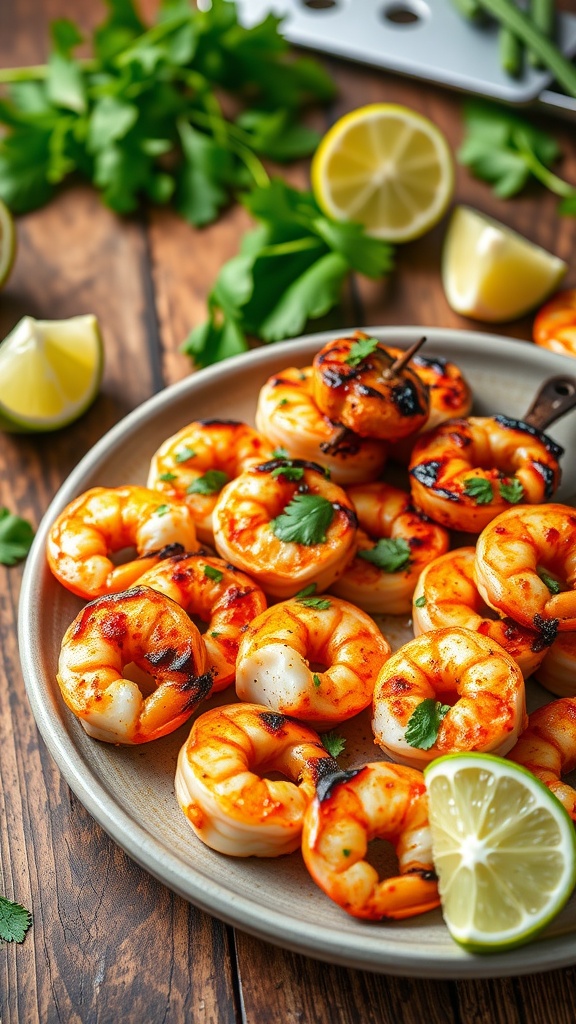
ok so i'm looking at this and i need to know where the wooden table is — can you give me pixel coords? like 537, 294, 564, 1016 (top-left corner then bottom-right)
2, 3, 576, 1021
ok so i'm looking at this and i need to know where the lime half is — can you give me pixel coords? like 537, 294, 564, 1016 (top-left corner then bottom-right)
0, 314, 104, 433
424, 753, 576, 953
0, 198, 16, 288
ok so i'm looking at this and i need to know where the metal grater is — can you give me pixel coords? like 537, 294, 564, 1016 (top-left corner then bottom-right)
236, 0, 576, 119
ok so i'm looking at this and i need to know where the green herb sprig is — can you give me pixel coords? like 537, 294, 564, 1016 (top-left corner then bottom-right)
0, 508, 35, 565
0, 896, 32, 943
405, 699, 451, 750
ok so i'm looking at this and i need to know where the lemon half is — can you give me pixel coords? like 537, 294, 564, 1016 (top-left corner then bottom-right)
425, 753, 576, 953
311, 103, 455, 243
0, 314, 104, 433
0, 198, 16, 288
442, 206, 567, 322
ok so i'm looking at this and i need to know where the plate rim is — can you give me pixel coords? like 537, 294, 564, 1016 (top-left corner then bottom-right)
19, 325, 576, 979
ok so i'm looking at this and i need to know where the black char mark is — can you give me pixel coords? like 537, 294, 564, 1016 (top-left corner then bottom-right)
494, 415, 564, 460
321, 365, 362, 389
532, 614, 559, 649
197, 418, 243, 427
410, 462, 461, 502
390, 381, 427, 418
413, 354, 447, 374
320, 426, 363, 457
533, 461, 559, 499
259, 711, 288, 734
254, 458, 328, 477
316, 767, 363, 803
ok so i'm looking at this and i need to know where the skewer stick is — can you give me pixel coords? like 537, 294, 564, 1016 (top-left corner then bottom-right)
384, 336, 428, 378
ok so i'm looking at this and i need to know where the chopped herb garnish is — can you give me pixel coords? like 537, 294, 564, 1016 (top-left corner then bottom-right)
313, 673, 321, 688
346, 335, 380, 367
155, 504, 170, 517
175, 446, 197, 464
463, 477, 494, 504
358, 536, 411, 573
158, 471, 178, 482
271, 463, 305, 481
278, 398, 289, 407
414, 594, 427, 608
272, 447, 289, 459
295, 584, 317, 598
270, 493, 334, 545
187, 469, 229, 495
0, 896, 32, 943
538, 570, 561, 595
499, 478, 524, 504
0, 508, 35, 566
321, 730, 346, 758
405, 699, 450, 750
210, 631, 221, 638
204, 565, 224, 583
297, 596, 332, 609
342, 848, 352, 858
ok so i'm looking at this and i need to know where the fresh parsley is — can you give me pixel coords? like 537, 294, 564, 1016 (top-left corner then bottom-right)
154, 504, 170, 516
0, 896, 32, 943
0, 0, 335, 219
405, 699, 450, 750
203, 564, 223, 583
270, 493, 334, 546
272, 447, 289, 459
459, 99, 576, 213
175, 446, 197, 463
294, 584, 317, 598
297, 595, 332, 610
313, 673, 321, 689
321, 730, 346, 758
538, 570, 561, 595
499, 478, 524, 504
182, 179, 394, 367
345, 335, 380, 367
187, 469, 229, 495
271, 463, 305, 481
414, 594, 427, 608
0, 508, 35, 566
358, 537, 411, 573
463, 477, 494, 505
158, 471, 178, 482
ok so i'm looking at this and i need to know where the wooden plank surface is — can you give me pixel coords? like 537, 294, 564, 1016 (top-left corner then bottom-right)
2, 2, 576, 1022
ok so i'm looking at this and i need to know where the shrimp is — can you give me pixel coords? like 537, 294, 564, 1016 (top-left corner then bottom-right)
408, 416, 563, 533
371, 627, 527, 769
47, 485, 199, 600
57, 585, 212, 744
147, 419, 274, 545
412, 547, 549, 679
235, 596, 391, 727
329, 481, 450, 615
301, 761, 440, 921
507, 697, 576, 820
534, 632, 576, 697
137, 552, 267, 692
212, 458, 358, 599
474, 503, 576, 633
174, 702, 340, 857
533, 289, 576, 358
311, 333, 430, 441
255, 365, 388, 486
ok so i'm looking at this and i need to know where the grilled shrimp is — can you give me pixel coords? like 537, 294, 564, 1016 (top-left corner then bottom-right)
372, 627, 527, 769
329, 481, 449, 615
408, 416, 562, 533
311, 333, 430, 441
474, 503, 576, 633
174, 703, 340, 856
147, 419, 273, 544
255, 365, 388, 486
47, 485, 199, 600
235, 595, 391, 726
534, 632, 576, 697
412, 547, 549, 679
57, 586, 212, 744
508, 697, 576, 820
212, 458, 358, 599
301, 762, 440, 920
137, 552, 267, 692
533, 289, 576, 358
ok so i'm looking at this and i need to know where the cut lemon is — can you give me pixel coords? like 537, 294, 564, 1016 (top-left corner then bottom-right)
311, 103, 455, 243
0, 198, 16, 288
442, 206, 567, 322
424, 753, 576, 953
0, 314, 103, 433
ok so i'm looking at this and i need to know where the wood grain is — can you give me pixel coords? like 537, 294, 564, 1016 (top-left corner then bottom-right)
2, 1, 576, 1022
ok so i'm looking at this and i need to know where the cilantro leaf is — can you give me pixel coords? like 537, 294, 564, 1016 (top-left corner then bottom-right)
313, 673, 321, 688
346, 335, 380, 367
414, 595, 426, 608
463, 477, 494, 504
271, 463, 304, 481
295, 584, 317, 598
499, 478, 524, 504
320, 730, 346, 758
405, 699, 450, 750
296, 595, 332, 609
204, 564, 224, 583
175, 445, 196, 463
358, 537, 411, 573
0, 508, 35, 565
270, 493, 334, 545
538, 570, 561, 595
0, 896, 32, 943
187, 469, 229, 495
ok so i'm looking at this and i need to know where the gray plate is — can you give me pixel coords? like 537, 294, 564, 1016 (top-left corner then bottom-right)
19, 326, 576, 979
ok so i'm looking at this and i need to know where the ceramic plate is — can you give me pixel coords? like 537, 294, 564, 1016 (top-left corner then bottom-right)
19, 326, 576, 979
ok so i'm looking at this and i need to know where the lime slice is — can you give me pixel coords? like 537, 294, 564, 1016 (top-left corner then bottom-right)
0, 314, 104, 433
425, 753, 576, 953
442, 206, 567, 322
0, 198, 16, 288
311, 103, 455, 243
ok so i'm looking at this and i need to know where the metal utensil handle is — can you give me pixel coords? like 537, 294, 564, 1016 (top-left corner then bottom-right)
522, 375, 576, 431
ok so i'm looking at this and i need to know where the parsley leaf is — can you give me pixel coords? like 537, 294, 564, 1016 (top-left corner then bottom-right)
270, 493, 334, 546
499, 478, 524, 504
358, 537, 411, 573
272, 446, 289, 459
463, 477, 494, 505
295, 584, 317, 598
414, 594, 427, 608
0, 896, 32, 943
204, 564, 224, 583
271, 463, 305, 481
0, 508, 35, 565
187, 469, 229, 495
346, 335, 380, 367
321, 730, 346, 758
296, 595, 332, 610
313, 673, 321, 688
405, 699, 450, 750
538, 570, 561, 595
175, 446, 196, 463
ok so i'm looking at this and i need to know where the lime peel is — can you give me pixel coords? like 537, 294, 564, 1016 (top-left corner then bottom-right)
0, 198, 16, 289
424, 752, 576, 954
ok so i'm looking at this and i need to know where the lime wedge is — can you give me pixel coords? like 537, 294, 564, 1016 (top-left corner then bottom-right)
442, 206, 567, 322
424, 753, 576, 953
0, 198, 16, 288
311, 103, 454, 243
0, 314, 104, 433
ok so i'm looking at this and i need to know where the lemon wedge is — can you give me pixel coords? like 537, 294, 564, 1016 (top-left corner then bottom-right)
442, 206, 567, 322
0, 198, 16, 288
0, 314, 104, 433
311, 103, 455, 243
425, 753, 576, 953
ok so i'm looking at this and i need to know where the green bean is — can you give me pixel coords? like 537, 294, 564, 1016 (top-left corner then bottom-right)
499, 25, 523, 77
528, 0, 555, 69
